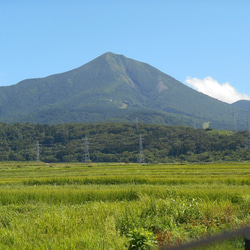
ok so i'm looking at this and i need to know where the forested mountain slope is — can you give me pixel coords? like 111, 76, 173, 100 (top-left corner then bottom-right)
0, 52, 249, 129
232, 100, 250, 113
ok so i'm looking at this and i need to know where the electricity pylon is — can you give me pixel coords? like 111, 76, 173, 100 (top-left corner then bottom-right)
247, 119, 250, 150
36, 140, 40, 162
83, 135, 90, 163
137, 133, 145, 163
135, 117, 139, 131
232, 109, 236, 132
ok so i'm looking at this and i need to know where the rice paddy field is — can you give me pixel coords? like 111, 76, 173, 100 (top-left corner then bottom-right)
0, 162, 249, 249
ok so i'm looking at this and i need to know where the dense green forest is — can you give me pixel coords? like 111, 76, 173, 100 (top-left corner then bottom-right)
0, 122, 250, 163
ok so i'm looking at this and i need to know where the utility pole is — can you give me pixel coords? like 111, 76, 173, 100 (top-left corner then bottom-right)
36, 140, 40, 162
138, 133, 145, 163
83, 135, 90, 163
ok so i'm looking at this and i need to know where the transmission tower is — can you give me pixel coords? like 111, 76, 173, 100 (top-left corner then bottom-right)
232, 109, 237, 132
135, 117, 139, 131
247, 119, 250, 150
36, 140, 40, 162
83, 135, 90, 163
137, 133, 145, 163
193, 117, 196, 129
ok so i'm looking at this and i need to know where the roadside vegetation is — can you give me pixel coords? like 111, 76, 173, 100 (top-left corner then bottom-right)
0, 162, 249, 249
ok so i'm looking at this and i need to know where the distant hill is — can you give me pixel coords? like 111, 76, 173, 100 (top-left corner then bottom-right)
0, 52, 249, 130
232, 100, 250, 112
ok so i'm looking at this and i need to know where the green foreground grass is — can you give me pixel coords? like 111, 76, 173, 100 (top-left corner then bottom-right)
0, 162, 249, 249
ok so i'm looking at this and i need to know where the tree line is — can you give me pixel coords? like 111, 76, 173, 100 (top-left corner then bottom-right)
0, 122, 249, 163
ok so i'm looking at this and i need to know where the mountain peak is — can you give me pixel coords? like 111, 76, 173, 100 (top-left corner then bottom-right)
102, 51, 125, 57
95, 52, 125, 62
0, 52, 249, 130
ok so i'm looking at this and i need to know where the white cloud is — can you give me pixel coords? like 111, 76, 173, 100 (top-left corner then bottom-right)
185, 76, 250, 104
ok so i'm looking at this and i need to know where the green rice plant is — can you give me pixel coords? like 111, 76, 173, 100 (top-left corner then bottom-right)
0, 162, 249, 249
0, 202, 128, 249
115, 193, 249, 248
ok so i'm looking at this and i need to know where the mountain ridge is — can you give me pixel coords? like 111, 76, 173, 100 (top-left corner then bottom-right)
0, 52, 249, 130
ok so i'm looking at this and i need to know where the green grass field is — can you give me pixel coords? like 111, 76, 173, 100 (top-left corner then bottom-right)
0, 162, 249, 249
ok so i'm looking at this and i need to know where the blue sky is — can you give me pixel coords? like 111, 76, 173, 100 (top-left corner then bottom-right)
1, 0, 250, 103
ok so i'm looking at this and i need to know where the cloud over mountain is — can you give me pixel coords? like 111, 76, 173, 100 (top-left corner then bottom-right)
185, 76, 250, 104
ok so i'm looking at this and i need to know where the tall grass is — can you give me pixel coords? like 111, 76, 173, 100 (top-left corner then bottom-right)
0, 162, 249, 249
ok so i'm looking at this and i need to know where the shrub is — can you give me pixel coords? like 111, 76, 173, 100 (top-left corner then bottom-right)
127, 227, 157, 250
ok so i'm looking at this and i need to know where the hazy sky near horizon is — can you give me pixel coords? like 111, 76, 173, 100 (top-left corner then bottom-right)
1, 0, 250, 104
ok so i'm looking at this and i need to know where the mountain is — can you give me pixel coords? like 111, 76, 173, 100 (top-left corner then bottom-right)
0, 52, 249, 130
232, 100, 250, 113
